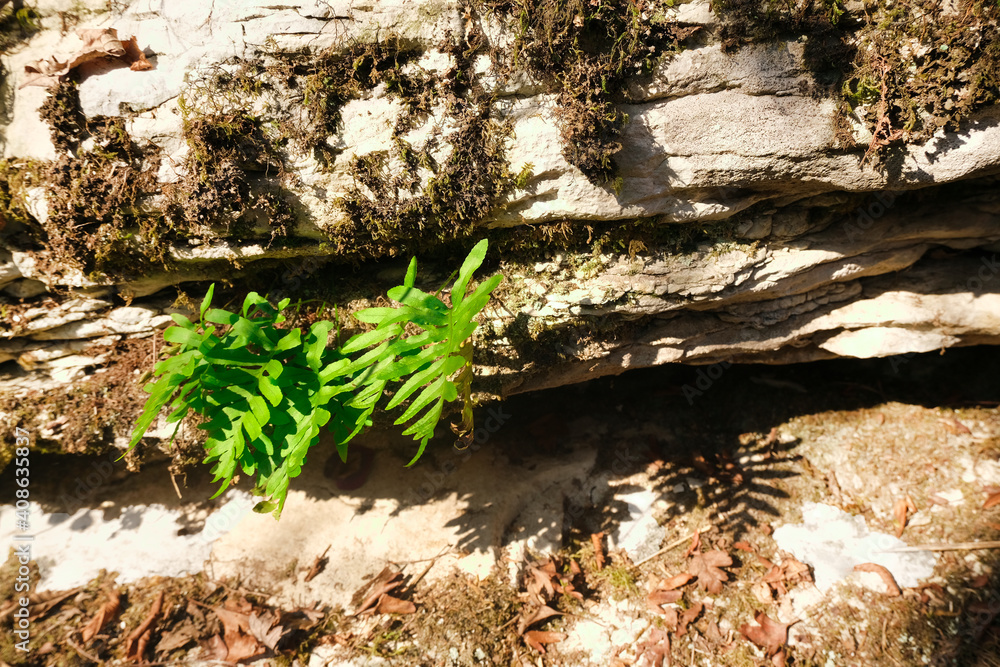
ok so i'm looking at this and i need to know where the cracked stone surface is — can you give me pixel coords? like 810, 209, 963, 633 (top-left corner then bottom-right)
0, 0, 998, 432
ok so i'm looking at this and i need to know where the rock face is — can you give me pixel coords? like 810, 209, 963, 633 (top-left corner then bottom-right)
0, 0, 998, 447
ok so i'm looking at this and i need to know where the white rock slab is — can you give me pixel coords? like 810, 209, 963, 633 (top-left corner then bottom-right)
773, 503, 937, 592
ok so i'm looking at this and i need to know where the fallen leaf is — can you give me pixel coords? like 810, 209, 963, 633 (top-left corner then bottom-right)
688, 550, 732, 594
984, 491, 1000, 511
517, 605, 561, 635
22, 28, 153, 89
353, 567, 404, 615
304, 545, 331, 583
375, 595, 416, 615
658, 572, 695, 591
939, 417, 972, 435
970, 574, 989, 589
854, 563, 902, 596
154, 620, 197, 655
646, 589, 682, 614
125, 591, 164, 662
772, 648, 788, 666
752, 581, 775, 605
122, 35, 152, 71
739, 611, 790, 656
660, 607, 679, 631
208, 602, 266, 663
683, 530, 701, 558
733, 542, 755, 553
591, 532, 606, 570
25, 588, 81, 621
81, 585, 120, 642
523, 630, 565, 654
248, 610, 286, 651
894, 496, 917, 537
636, 627, 671, 667
676, 602, 703, 637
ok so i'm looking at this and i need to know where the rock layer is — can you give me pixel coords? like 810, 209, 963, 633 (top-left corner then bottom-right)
0, 0, 998, 448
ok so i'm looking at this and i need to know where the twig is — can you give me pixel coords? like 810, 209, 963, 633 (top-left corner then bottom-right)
879, 540, 1000, 553
169, 471, 183, 499
635, 526, 711, 567
66, 636, 103, 664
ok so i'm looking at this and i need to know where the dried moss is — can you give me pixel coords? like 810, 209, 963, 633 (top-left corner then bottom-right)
710, 0, 1000, 164
478, 0, 691, 186
0, 338, 156, 473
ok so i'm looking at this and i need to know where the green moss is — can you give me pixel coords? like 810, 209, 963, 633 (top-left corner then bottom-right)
0, 3, 39, 54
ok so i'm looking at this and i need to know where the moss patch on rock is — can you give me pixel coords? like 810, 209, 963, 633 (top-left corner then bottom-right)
478, 0, 694, 187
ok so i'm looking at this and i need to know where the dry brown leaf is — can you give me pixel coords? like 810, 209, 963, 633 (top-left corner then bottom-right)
517, 605, 561, 636
733, 542, 755, 553
208, 603, 267, 663
854, 563, 902, 596
676, 602, 703, 637
970, 574, 990, 589
752, 581, 775, 605
375, 594, 416, 615
154, 620, 198, 655
739, 611, 790, 656
24, 588, 81, 621
354, 567, 404, 616
636, 627, 671, 667
22, 28, 151, 89
248, 610, 286, 651
688, 550, 732, 595
81, 585, 120, 643
939, 418, 972, 435
304, 545, 331, 583
894, 496, 917, 537
125, 591, 164, 663
646, 589, 682, 614
523, 630, 566, 654
122, 35, 152, 71
683, 530, 701, 558
661, 607, 679, 632
591, 532, 606, 570
658, 572, 695, 591
984, 491, 1000, 510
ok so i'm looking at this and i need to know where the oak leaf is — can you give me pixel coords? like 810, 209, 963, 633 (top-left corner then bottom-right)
676, 602, 703, 637
523, 630, 565, 654
688, 550, 732, 594
739, 611, 789, 656
636, 627, 671, 667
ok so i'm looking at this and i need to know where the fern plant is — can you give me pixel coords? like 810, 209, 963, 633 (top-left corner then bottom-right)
128, 240, 502, 517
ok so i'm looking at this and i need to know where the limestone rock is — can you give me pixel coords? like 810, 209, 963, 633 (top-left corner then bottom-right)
0, 0, 998, 430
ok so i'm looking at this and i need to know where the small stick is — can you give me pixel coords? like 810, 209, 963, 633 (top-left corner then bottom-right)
879, 540, 1000, 553
66, 636, 103, 664
635, 526, 710, 567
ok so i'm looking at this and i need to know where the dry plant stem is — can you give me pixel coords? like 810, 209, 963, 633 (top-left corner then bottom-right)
879, 540, 1000, 553
635, 526, 712, 567
66, 636, 103, 664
